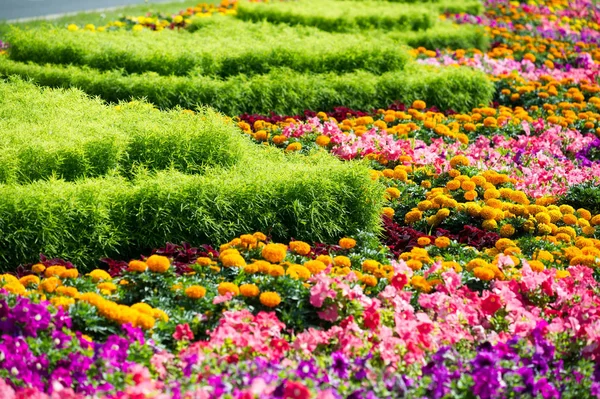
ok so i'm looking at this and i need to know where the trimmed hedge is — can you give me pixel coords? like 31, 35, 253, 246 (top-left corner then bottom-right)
340, 0, 484, 15
0, 77, 250, 183
0, 59, 494, 114
0, 152, 384, 270
5, 19, 411, 77
392, 23, 489, 51
236, 0, 438, 32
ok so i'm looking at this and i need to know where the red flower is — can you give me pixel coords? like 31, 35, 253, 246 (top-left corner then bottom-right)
173, 323, 194, 341
363, 303, 380, 330
481, 293, 503, 315
391, 272, 408, 290
284, 381, 311, 399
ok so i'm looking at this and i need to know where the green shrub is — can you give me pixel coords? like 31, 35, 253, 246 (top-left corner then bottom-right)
236, 0, 437, 32
0, 152, 384, 270
338, 0, 483, 15
0, 60, 494, 113
393, 23, 489, 51
0, 77, 250, 183
5, 19, 410, 77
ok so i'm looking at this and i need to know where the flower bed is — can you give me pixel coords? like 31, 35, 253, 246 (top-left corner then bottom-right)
1, 0, 600, 397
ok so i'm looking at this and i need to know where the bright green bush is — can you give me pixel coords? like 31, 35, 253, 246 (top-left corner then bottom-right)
390, 23, 489, 51
0, 77, 249, 183
5, 19, 410, 77
0, 60, 494, 114
338, 0, 483, 15
0, 152, 384, 270
236, 0, 438, 32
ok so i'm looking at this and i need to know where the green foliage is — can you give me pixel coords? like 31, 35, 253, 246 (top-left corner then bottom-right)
394, 23, 489, 51
5, 18, 411, 77
0, 77, 250, 183
339, 0, 484, 15
0, 149, 385, 270
559, 180, 600, 214
0, 59, 494, 114
236, 0, 438, 32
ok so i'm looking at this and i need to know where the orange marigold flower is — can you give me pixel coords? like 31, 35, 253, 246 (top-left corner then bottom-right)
146, 255, 171, 273
19, 275, 40, 287
218, 282, 239, 296
316, 135, 331, 147
128, 260, 148, 272
185, 285, 207, 299
259, 291, 281, 307
240, 284, 260, 297
289, 241, 311, 256
412, 100, 426, 110
338, 237, 356, 249
88, 269, 112, 282
261, 243, 288, 263
303, 260, 326, 275
31, 263, 46, 274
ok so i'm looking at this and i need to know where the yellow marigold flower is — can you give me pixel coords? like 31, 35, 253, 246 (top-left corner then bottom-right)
316, 255, 332, 265
466, 258, 488, 271
131, 302, 154, 316
40, 277, 62, 293
417, 237, 431, 246
482, 219, 498, 230
253, 232, 267, 241
405, 210, 423, 224
406, 259, 423, 271
339, 237, 356, 249
333, 256, 351, 268
185, 285, 207, 299
44, 266, 66, 278
556, 270, 570, 279
246, 261, 267, 275
446, 180, 461, 191
286, 142, 302, 152
98, 282, 117, 293
499, 224, 515, 237
221, 253, 247, 268
60, 269, 79, 279
382, 207, 395, 219
461, 180, 476, 191
261, 243, 288, 263
19, 275, 40, 287
385, 187, 401, 200
577, 208, 592, 221
286, 265, 311, 280
3, 282, 25, 295
136, 313, 155, 330
31, 263, 46, 274
563, 214, 578, 225
316, 135, 331, 147
528, 260, 545, 272
254, 130, 269, 142
88, 269, 112, 282
51, 296, 75, 309
153, 309, 169, 322
259, 292, 281, 307
464, 190, 478, 201
361, 274, 378, 287
240, 234, 258, 246
67, 24, 79, 31
361, 259, 379, 273
304, 260, 326, 275
480, 206, 497, 220
436, 208, 450, 220
473, 267, 495, 281
559, 205, 575, 214
217, 282, 239, 296
289, 241, 311, 256
583, 226, 596, 235
449, 155, 470, 168
240, 284, 260, 297
146, 255, 171, 273
56, 286, 79, 298
410, 275, 431, 292
535, 212, 551, 224
128, 260, 148, 272
495, 238, 514, 251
